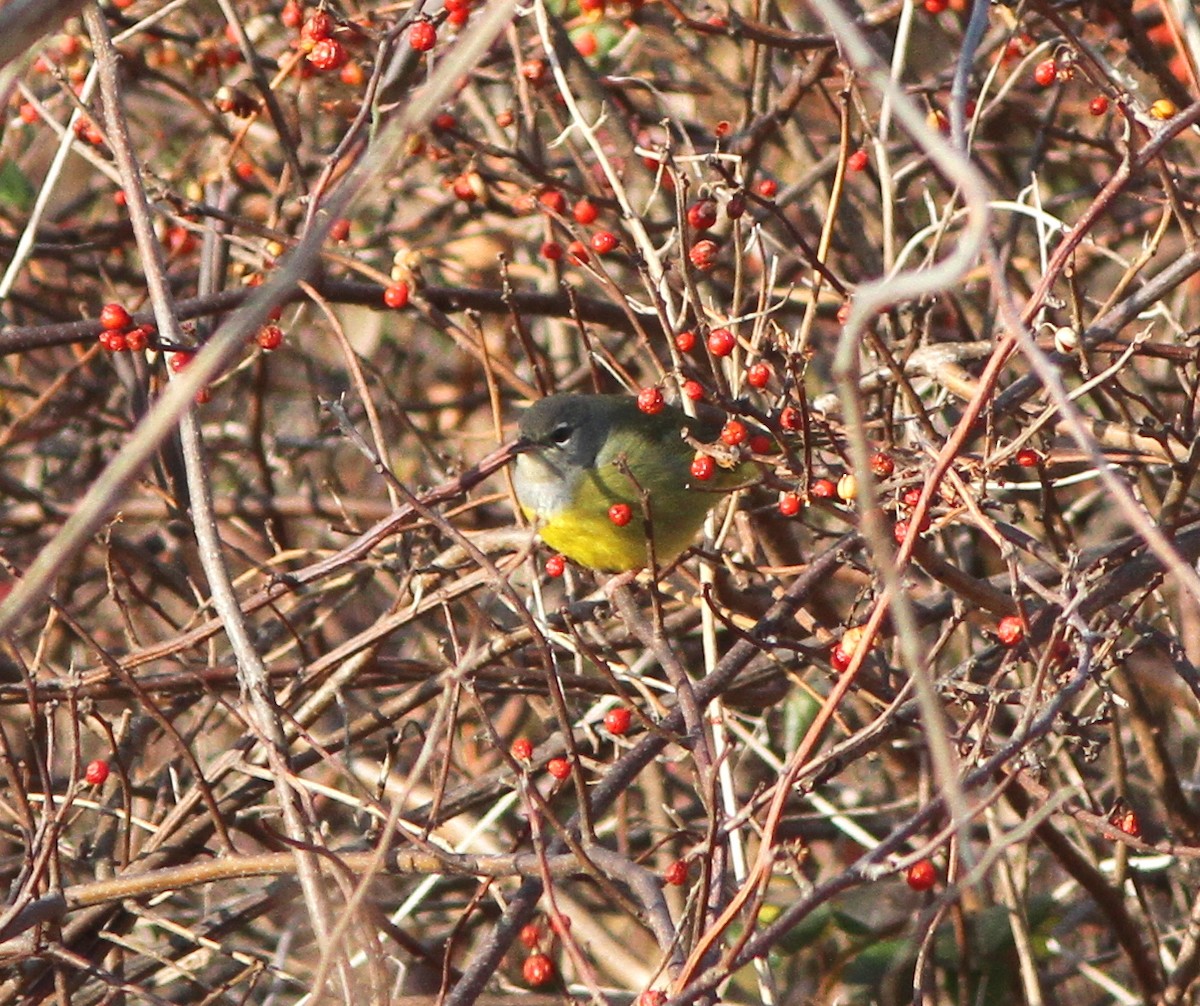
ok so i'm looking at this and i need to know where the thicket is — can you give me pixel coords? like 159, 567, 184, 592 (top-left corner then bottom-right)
0, 1, 1199, 1004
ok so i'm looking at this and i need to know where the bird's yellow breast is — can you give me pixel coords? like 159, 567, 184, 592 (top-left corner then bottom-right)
521, 470, 721, 571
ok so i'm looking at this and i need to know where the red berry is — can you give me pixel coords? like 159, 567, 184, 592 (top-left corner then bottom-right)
307, 37, 347, 71
690, 455, 715, 480
447, 7, 470, 25
870, 452, 894, 477
101, 329, 127, 352
902, 487, 922, 507
521, 58, 548, 86
720, 420, 747, 446
302, 11, 335, 42
725, 194, 745, 219
893, 519, 910, 544
540, 240, 563, 261
924, 0, 947, 12
538, 188, 566, 214
780, 406, 801, 431
545, 554, 566, 577
637, 387, 665, 414
580, 0, 606, 10
749, 433, 772, 454
682, 380, 704, 401
746, 362, 771, 388
100, 303, 132, 331
574, 31, 597, 56
383, 282, 410, 309
906, 859, 937, 891
638, 993, 667, 1006
663, 859, 689, 885
18, 102, 38, 124
522, 953, 554, 987
686, 199, 718, 231
567, 240, 589, 264
674, 330, 696, 353
1003, 34, 1033, 64
756, 178, 778, 198
778, 492, 800, 516
170, 350, 194, 371
830, 642, 851, 672
604, 706, 632, 735
452, 174, 480, 202
84, 758, 109, 785
608, 503, 632, 527
511, 737, 533, 760
125, 326, 150, 352
1033, 59, 1057, 87
810, 478, 835, 499
409, 21, 437, 51
519, 922, 541, 949
547, 757, 571, 780
707, 327, 735, 356
280, 0, 304, 29
256, 324, 284, 350
590, 230, 619, 254
1089, 95, 1109, 116
689, 239, 719, 270
572, 198, 598, 224
1016, 448, 1041, 467
432, 112, 457, 131
329, 218, 351, 242
1113, 808, 1141, 838
997, 615, 1024, 646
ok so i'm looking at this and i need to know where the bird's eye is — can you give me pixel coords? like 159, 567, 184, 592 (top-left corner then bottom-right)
548, 423, 573, 445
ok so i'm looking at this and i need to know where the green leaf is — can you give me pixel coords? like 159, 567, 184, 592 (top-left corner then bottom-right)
0, 160, 35, 213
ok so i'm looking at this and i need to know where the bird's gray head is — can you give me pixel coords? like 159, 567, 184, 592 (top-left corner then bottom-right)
513, 395, 622, 517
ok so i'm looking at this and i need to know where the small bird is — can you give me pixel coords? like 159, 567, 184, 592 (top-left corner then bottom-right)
513, 393, 754, 571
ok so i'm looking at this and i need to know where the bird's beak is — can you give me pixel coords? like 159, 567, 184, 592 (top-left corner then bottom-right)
512, 435, 538, 456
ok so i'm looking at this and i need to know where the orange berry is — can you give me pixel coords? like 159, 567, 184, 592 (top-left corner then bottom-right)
720, 420, 747, 446
996, 616, 1024, 646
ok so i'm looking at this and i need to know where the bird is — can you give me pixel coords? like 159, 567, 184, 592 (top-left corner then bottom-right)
512, 393, 756, 571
